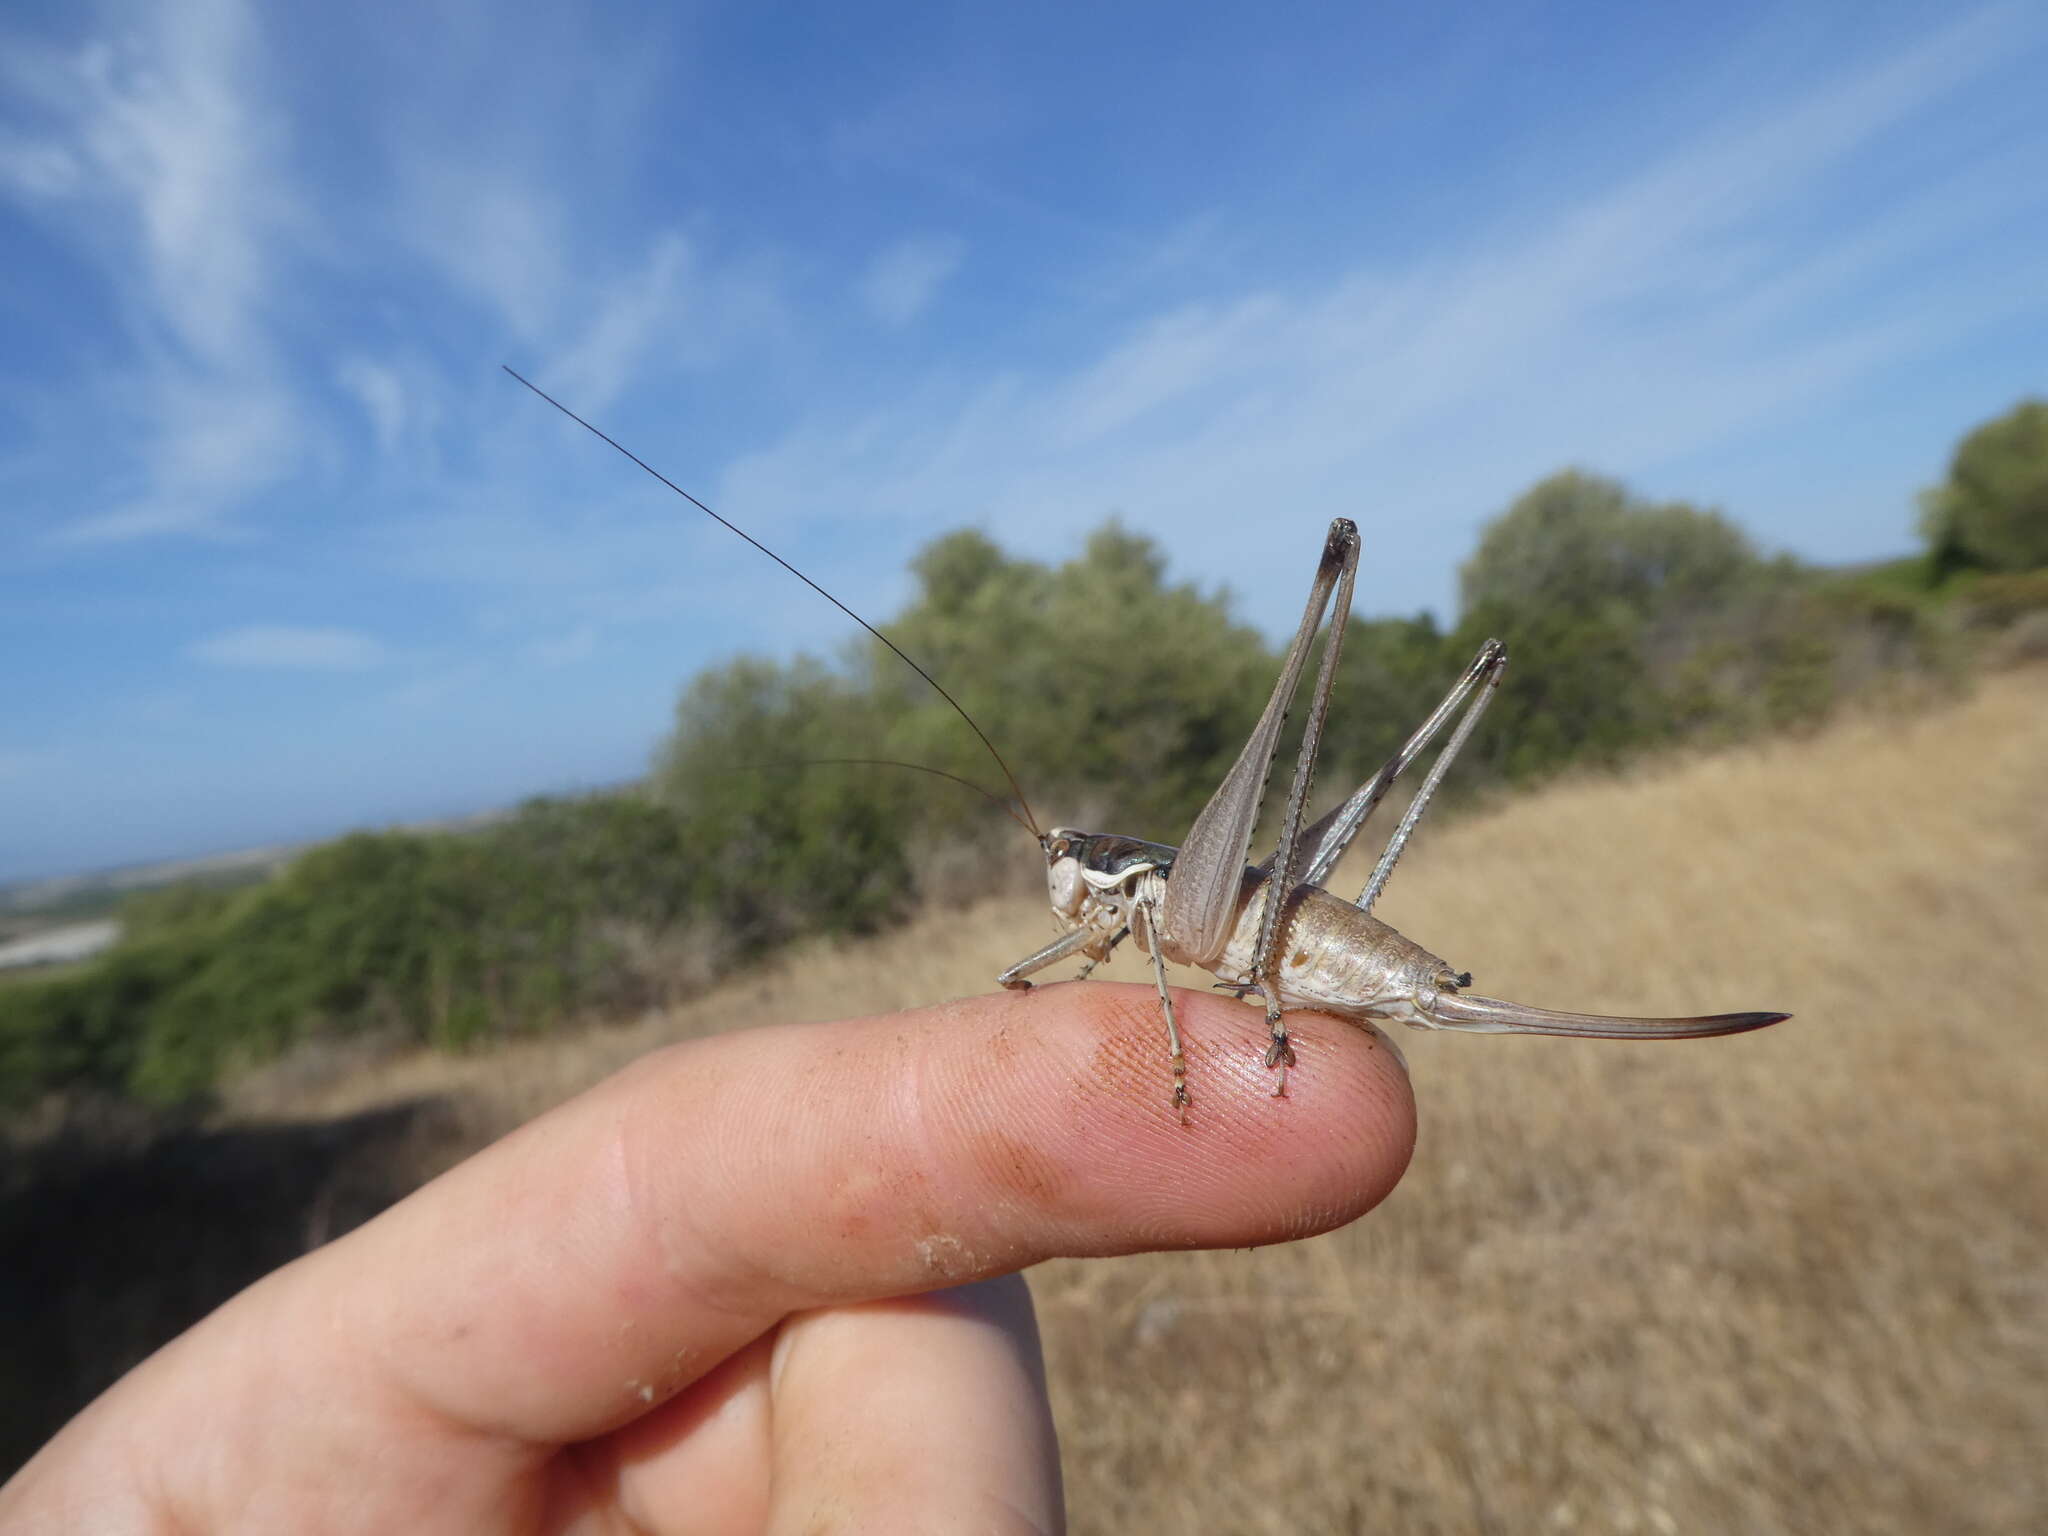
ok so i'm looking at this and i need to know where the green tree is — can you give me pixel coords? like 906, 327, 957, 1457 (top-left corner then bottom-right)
878, 519, 1275, 839
1459, 470, 1761, 620
647, 519, 1280, 932
1452, 598, 1656, 782
1448, 471, 1774, 781
1919, 399, 2048, 576
652, 656, 918, 953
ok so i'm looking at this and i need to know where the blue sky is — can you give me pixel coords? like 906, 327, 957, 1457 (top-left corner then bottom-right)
2, 1, 2044, 883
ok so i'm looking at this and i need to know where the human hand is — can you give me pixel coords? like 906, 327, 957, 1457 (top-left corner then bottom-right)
0, 983, 1414, 1533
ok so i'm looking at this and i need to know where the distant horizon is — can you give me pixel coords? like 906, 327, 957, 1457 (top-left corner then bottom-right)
5, 2, 2043, 880
2, 773, 645, 893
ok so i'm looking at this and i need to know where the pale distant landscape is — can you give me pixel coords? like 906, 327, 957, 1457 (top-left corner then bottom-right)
15, 665, 2037, 1531
0, 842, 299, 921
0, 808, 518, 958
0, 921, 121, 972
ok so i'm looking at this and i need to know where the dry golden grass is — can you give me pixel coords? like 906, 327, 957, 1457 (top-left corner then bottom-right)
208, 667, 2047, 1531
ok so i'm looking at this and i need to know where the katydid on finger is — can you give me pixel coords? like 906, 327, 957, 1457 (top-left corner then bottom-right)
506, 369, 1790, 1118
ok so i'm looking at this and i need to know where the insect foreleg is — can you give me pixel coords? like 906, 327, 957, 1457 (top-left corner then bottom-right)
1133, 892, 1190, 1117
1071, 925, 1130, 982
997, 923, 1101, 989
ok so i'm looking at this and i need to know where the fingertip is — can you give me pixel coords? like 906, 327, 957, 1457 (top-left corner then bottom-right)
925, 982, 1417, 1254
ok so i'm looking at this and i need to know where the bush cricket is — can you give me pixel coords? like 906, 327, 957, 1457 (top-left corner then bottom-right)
506, 368, 1790, 1114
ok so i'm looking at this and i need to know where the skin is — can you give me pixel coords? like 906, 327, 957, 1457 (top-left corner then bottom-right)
0, 981, 1415, 1534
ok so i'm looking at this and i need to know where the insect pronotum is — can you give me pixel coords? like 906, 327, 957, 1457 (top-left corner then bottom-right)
506, 368, 1789, 1114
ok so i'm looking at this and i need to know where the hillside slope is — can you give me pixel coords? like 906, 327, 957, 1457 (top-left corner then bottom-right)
17, 667, 2046, 1531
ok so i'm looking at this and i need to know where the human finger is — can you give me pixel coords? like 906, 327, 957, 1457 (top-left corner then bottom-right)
4, 983, 1412, 1530
320, 982, 1411, 1443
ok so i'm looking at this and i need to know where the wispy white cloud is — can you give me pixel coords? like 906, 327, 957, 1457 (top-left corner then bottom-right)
4, 0, 312, 545
858, 234, 964, 327
395, 176, 790, 431
189, 625, 388, 671
549, 232, 694, 414
55, 503, 230, 545
397, 164, 571, 344
528, 625, 599, 666
64, 0, 279, 367
7, 1, 777, 558
52, 378, 301, 544
132, 690, 197, 728
375, 8, 681, 355
0, 130, 80, 197
1049, 294, 1280, 447
337, 357, 407, 456
712, 8, 2042, 626
384, 662, 489, 715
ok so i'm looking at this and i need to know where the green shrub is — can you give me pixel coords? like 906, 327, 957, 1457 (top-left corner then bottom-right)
1920, 399, 2048, 576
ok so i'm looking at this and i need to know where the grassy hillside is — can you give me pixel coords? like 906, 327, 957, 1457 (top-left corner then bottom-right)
8, 666, 2045, 1530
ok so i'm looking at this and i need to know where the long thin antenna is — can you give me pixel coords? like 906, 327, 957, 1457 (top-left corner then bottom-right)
503, 365, 1042, 839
